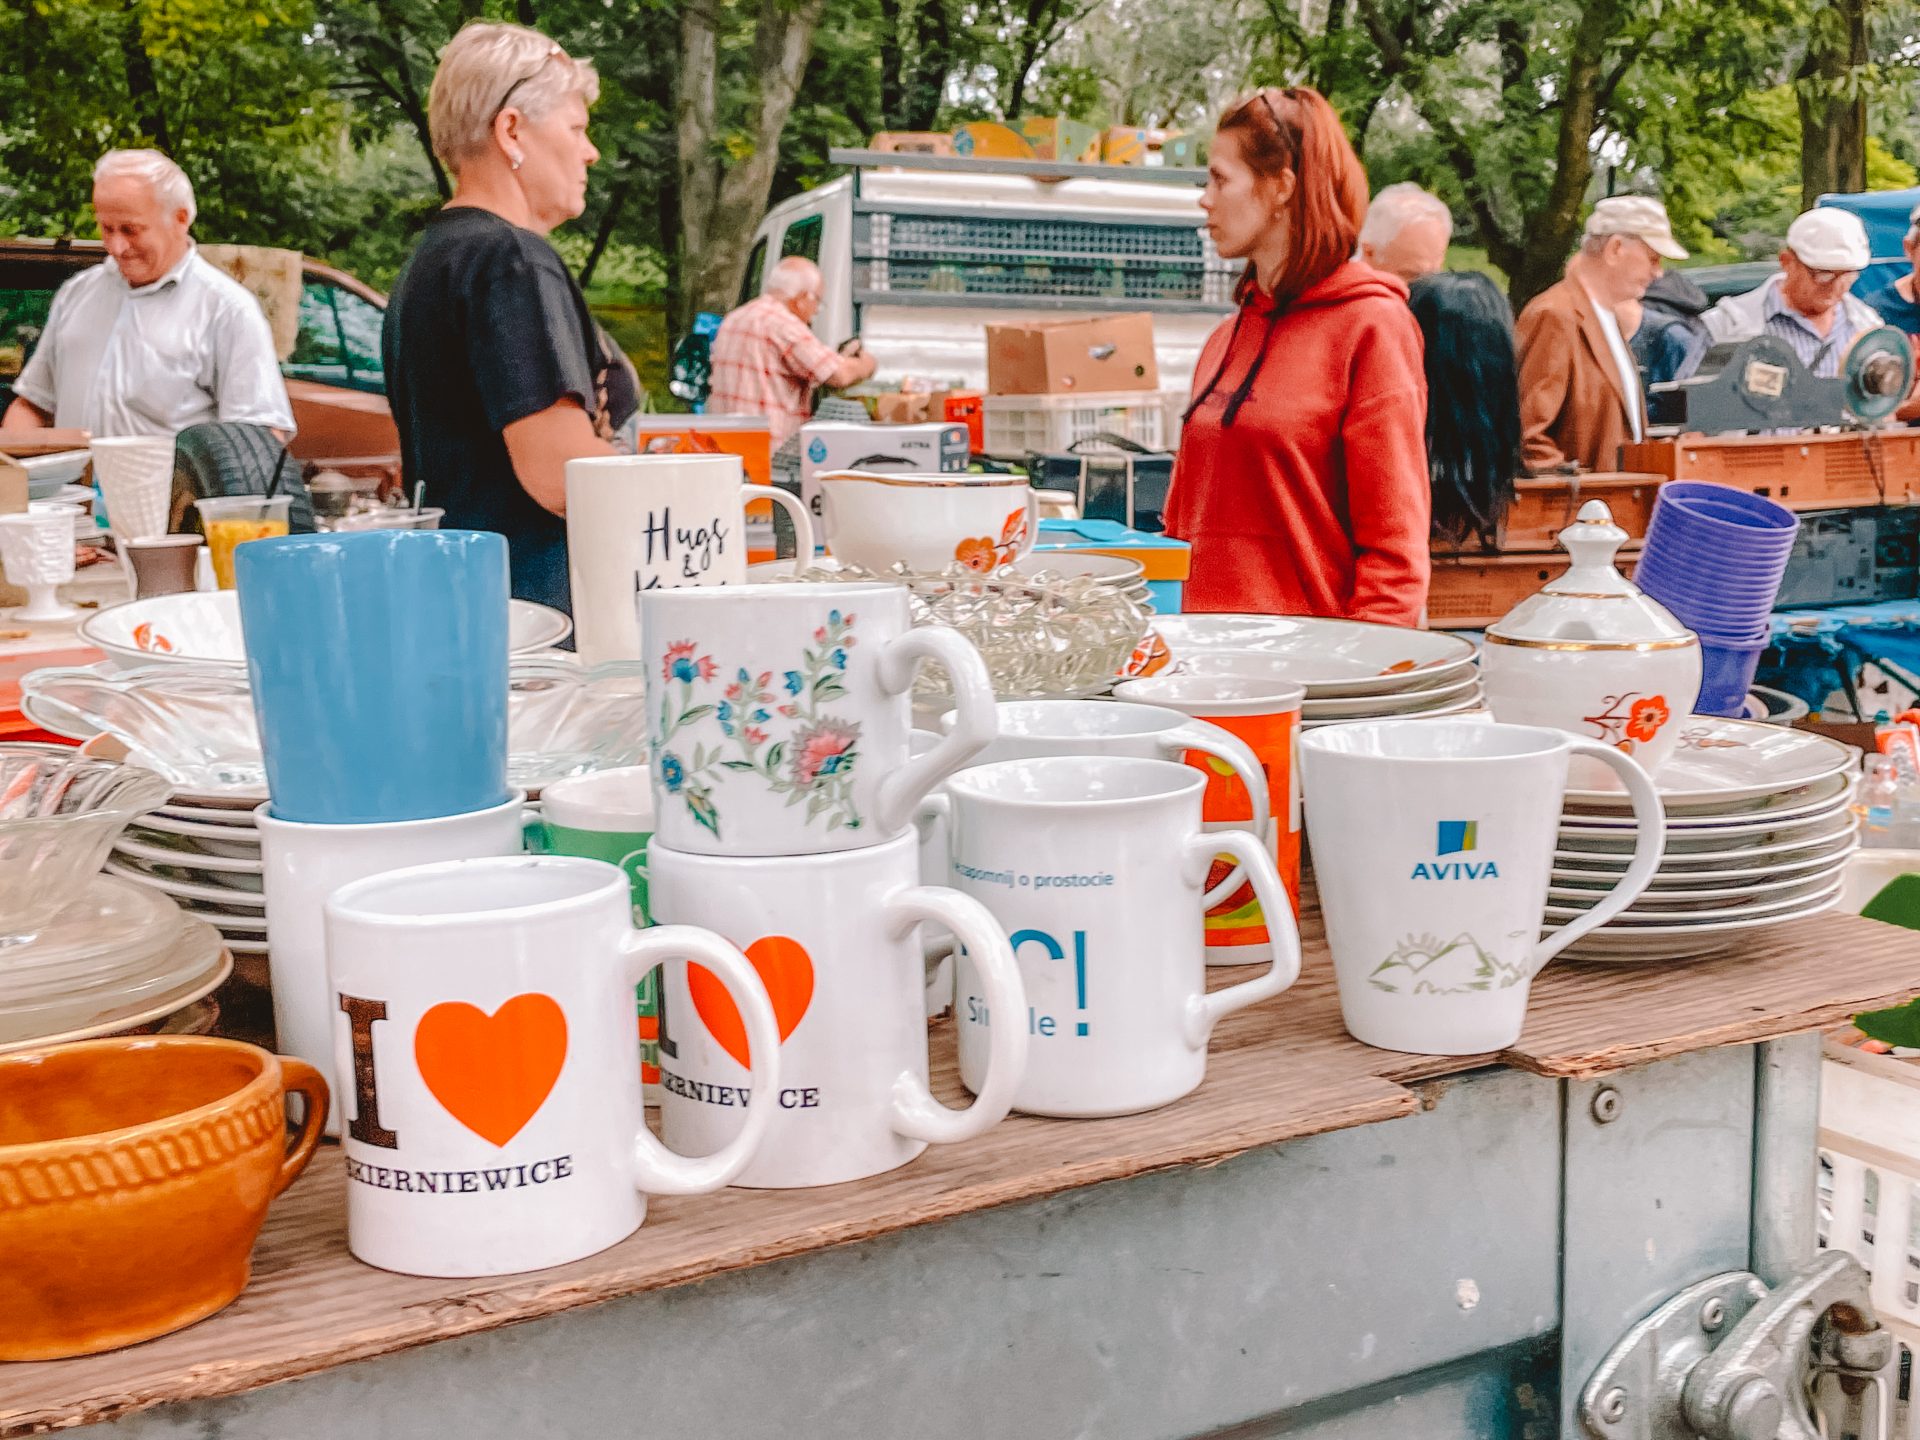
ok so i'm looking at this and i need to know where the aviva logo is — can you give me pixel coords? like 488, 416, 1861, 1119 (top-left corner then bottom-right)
1411, 820, 1498, 880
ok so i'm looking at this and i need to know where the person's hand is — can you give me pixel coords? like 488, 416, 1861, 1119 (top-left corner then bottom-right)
857, 348, 879, 381
838, 337, 864, 357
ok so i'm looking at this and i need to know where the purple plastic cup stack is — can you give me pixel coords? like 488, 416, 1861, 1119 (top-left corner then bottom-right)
1632, 482, 1797, 717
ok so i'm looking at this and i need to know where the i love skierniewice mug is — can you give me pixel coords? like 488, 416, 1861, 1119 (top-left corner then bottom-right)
938, 756, 1301, 1117
324, 855, 781, 1277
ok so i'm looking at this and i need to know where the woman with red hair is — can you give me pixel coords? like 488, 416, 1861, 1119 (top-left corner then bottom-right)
1166, 88, 1431, 625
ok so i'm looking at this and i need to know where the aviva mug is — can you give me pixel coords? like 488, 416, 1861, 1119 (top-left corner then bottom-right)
324, 856, 781, 1277
1298, 721, 1665, 1055
565, 454, 816, 665
649, 831, 1027, 1188
641, 581, 996, 857
938, 756, 1300, 1117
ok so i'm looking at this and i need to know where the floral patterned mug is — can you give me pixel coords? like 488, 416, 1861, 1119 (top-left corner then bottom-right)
640, 582, 998, 857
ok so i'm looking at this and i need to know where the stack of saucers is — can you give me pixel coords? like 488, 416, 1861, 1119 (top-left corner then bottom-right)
1145, 614, 1482, 728
1547, 717, 1858, 962
104, 791, 265, 959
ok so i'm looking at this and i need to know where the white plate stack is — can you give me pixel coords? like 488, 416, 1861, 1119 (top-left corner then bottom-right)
1547, 718, 1860, 962
104, 792, 266, 958
1145, 614, 1483, 727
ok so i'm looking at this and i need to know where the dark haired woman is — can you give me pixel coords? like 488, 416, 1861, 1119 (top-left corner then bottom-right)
1408, 271, 1522, 551
1165, 87, 1430, 625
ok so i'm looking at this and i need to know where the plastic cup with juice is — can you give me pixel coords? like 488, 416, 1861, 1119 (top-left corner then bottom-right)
195, 496, 292, 590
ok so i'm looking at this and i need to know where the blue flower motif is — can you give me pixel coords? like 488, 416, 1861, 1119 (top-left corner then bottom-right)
828, 609, 842, 626
737, 667, 752, 685
669, 657, 699, 683
831, 648, 848, 671
784, 670, 804, 695
751, 709, 770, 724
716, 700, 735, 737
659, 753, 686, 794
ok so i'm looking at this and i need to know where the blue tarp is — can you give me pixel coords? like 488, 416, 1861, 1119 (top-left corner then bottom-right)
1821, 188, 1920, 305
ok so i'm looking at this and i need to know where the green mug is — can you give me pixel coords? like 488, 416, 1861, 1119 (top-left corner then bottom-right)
529, 768, 658, 1088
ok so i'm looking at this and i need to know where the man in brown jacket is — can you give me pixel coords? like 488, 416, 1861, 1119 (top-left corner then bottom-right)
1516, 197, 1688, 472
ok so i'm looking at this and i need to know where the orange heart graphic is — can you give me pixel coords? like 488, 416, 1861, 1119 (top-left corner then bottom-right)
688, 935, 813, 1069
414, 994, 569, 1147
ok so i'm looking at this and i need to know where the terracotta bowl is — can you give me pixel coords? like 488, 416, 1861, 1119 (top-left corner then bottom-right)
0, 1036, 328, 1359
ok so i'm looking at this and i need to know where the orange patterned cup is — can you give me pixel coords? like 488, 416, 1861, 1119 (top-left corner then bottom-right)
0, 1036, 328, 1360
1113, 673, 1304, 964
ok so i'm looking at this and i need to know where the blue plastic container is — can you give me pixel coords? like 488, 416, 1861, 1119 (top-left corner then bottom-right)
1695, 636, 1770, 717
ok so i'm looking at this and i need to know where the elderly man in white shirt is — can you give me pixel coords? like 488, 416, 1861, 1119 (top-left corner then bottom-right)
3, 150, 294, 440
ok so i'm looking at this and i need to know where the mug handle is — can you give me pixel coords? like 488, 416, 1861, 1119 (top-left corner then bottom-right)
745, 482, 816, 571
1530, 741, 1667, 972
1016, 488, 1043, 561
873, 628, 996, 836
1157, 721, 1270, 907
273, 1056, 331, 1198
1178, 828, 1302, 1049
882, 886, 1028, 1144
617, 924, 783, 1194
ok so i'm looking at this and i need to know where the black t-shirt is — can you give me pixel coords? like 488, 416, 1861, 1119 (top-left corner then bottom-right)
383, 207, 626, 612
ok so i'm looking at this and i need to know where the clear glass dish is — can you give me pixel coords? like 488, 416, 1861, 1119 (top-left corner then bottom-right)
0, 751, 174, 946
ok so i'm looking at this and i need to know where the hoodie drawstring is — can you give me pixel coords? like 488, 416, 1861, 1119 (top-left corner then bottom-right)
1183, 301, 1284, 430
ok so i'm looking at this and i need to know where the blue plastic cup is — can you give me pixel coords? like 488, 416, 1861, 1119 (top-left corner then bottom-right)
1695, 636, 1770, 717
236, 530, 511, 824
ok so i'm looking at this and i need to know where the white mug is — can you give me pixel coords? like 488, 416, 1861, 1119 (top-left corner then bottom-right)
324, 855, 781, 1277
937, 698, 1269, 907
648, 831, 1027, 1188
816, 471, 1039, 574
565, 454, 816, 665
937, 756, 1300, 1117
641, 580, 996, 856
1298, 720, 1666, 1056
256, 795, 529, 1138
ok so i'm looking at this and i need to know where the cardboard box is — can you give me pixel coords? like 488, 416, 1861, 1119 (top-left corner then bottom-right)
985, 315, 1159, 395
1017, 117, 1102, 164
871, 131, 955, 156
201, 245, 303, 361
872, 390, 985, 450
952, 122, 1034, 160
798, 420, 970, 523
0, 457, 26, 609
630, 415, 776, 558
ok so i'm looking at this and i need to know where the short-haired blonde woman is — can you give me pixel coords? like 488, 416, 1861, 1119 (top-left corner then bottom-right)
382, 21, 638, 612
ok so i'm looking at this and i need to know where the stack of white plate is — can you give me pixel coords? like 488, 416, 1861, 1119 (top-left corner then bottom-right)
1548, 717, 1859, 962
1145, 614, 1483, 727
103, 792, 264, 959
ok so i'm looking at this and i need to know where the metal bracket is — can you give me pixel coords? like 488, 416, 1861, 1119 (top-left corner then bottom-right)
1579, 1252, 1894, 1440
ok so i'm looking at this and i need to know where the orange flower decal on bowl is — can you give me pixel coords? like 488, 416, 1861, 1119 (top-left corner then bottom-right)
1624, 695, 1669, 745
131, 622, 174, 654
955, 536, 997, 572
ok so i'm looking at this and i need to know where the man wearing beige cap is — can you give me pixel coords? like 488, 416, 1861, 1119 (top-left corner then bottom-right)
1694, 208, 1882, 378
1516, 196, 1688, 471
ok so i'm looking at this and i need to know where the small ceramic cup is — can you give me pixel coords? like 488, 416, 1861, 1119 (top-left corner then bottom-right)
0, 1037, 328, 1360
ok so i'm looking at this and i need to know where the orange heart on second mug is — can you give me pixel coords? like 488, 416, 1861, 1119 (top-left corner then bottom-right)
690, 935, 814, 1068
414, 994, 569, 1147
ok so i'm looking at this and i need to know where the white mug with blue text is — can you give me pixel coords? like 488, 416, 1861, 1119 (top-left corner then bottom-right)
648, 831, 1027, 1188
937, 756, 1300, 1118
565, 453, 815, 665
1298, 720, 1665, 1056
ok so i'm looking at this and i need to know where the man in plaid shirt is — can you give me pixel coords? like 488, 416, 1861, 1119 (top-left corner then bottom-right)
709, 256, 877, 444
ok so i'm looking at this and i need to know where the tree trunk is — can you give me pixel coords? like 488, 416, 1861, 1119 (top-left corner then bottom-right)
120, 0, 172, 153
675, 0, 830, 327
1797, 0, 1868, 208
578, 169, 634, 289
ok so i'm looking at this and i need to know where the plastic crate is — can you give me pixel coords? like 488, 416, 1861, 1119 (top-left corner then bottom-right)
981, 390, 1175, 459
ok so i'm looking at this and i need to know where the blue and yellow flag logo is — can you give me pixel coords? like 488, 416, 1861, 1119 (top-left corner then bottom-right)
1436, 821, 1477, 856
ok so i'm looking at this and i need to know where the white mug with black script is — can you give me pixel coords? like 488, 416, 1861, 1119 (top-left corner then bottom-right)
324, 855, 782, 1277
565, 453, 815, 664
648, 831, 1027, 1188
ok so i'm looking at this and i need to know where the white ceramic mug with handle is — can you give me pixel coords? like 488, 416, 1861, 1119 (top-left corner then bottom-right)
1298, 720, 1666, 1056
815, 471, 1041, 574
565, 453, 815, 664
937, 698, 1269, 907
936, 755, 1300, 1118
648, 831, 1027, 1188
641, 580, 995, 857
324, 855, 781, 1278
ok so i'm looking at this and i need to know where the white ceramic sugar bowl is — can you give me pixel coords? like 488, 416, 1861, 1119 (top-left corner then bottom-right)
1480, 500, 1701, 783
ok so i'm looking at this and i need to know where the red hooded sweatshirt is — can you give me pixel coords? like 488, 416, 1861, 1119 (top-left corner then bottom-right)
1166, 261, 1431, 625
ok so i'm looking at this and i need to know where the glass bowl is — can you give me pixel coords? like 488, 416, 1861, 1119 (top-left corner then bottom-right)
0, 749, 174, 947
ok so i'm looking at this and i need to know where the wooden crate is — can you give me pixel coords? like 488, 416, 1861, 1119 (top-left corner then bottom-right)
1428, 546, 1643, 630
1500, 472, 1663, 550
1622, 431, 1920, 509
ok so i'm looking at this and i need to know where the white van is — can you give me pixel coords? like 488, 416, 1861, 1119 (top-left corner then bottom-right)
739, 149, 1238, 401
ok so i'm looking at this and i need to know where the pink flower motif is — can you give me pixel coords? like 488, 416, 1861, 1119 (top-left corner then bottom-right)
724, 680, 744, 702
791, 717, 861, 789
697, 657, 717, 681
744, 725, 769, 745
778, 705, 798, 718
814, 626, 828, 643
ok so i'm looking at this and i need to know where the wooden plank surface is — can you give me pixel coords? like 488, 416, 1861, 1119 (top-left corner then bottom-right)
7, 908, 1920, 1434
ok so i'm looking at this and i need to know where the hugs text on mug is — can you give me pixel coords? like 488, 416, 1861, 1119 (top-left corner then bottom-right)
636, 505, 733, 589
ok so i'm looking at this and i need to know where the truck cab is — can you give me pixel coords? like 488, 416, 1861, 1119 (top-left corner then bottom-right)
741, 150, 1238, 405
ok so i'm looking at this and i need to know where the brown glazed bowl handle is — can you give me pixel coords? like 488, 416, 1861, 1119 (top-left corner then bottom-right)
275, 1057, 331, 1197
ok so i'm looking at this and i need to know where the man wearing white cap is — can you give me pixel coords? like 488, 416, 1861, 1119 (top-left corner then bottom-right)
1696, 209, 1882, 378
1516, 196, 1688, 472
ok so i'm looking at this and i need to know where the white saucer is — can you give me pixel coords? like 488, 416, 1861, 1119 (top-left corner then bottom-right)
115, 835, 263, 874
0, 919, 230, 1050
1551, 888, 1845, 963
1558, 806, 1856, 856
1563, 718, 1857, 807
1149, 615, 1477, 696
1548, 863, 1846, 911
1545, 877, 1846, 926
1562, 774, 1855, 829
104, 859, 267, 909
1552, 837, 1858, 889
